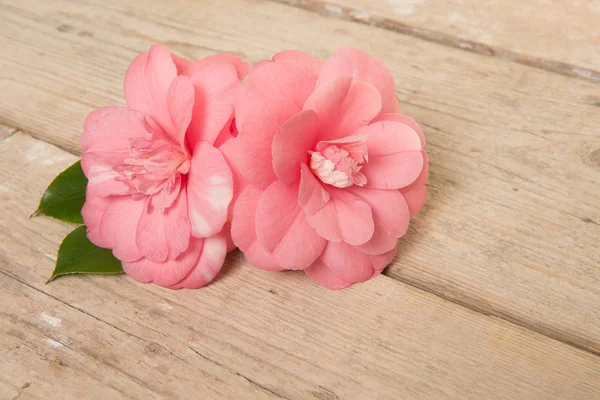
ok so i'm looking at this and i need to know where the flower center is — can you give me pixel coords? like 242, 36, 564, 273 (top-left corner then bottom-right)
114, 135, 189, 197
309, 141, 368, 188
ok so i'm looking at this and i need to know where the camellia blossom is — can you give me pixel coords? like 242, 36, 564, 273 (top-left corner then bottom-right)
224, 48, 428, 289
80, 45, 249, 288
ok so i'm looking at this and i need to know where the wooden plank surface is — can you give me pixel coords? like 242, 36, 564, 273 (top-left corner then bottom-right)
2, 131, 600, 399
0, 273, 279, 400
1, 0, 599, 355
277, 0, 600, 81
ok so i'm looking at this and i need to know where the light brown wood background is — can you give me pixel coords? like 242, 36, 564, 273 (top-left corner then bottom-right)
1, 0, 599, 399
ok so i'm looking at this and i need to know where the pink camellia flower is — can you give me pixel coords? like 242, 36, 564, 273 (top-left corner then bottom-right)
80, 45, 249, 288
224, 48, 428, 289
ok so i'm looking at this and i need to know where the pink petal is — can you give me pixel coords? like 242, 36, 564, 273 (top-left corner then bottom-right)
298, 163, 330, 216
168, 234, 228, 289
319, 242, 397, 284
235, 97, 300, 188
221, 223, 237, 253
255, 181, 326, 270
397, 151, 428, 216
353, 230, 398, 256
349, 187, 410, 255
375, 113, 425, 147
212, 116, 235, 149
136, 188, 191, 262
122, 237, 203, 287
124, 45, 180, 138
187, 142, 233, 238
246, 60, 271, 80
363, 120, 423, 156
272, 109, 320, 183
362, 151, 424, 190
306, 188, 374, 245
230, 185, 282, 271
166, 75, 195, 153
81, 193, 111, 248
320, 242, 374, 283
304, 260, 352, 290
219, 136, 249, 218
410, 151, 429, 187
318, 47, 401, 115
81, 153, 130, 197
236, 61, 316, 130
80, 107, 150, 166
99, 196, 145, 263
371, 245, 398, 270
272, 50, 324, 78
150, 174, 182, 213
401, 185, 427, 216
303, 76, 382, 140
186, 62, 240, 147
173, 53, 250, 80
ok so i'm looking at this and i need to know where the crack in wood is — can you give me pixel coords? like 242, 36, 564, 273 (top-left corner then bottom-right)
271, 0, 600, 83
187, 345, 290, 399
385, 272, 600, 357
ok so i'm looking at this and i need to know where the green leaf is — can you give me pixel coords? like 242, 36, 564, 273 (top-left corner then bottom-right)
35, 161, 87, 224
48, 226, 123, 283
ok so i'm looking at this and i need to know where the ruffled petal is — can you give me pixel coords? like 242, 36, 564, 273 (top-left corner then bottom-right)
350, 187, 410, 255
122, 237, 203, 287
304, 260, 353, 290
363, 120, 423, 156
272, 50, 324, 78
186, 62, 240, 147
218, 135, 249, 218
236, 61, 316, 130
335, 118, 425, 190
166, 76, 195, 154
397, 148, 428, 216
318, 47, 401, 115
374, 113, 425, 147
298, 163, 330, 216
172, 53, 250, 80
168, 234, 228, 289
401, 185, 427, 216
320, 242, 374, 283
231, 185, 282, 271
235, 97, 300, 188
99, 196, 145, 262
306, 188, 374, 245
353, 230, 398, 256
81, 153, 130, 197
80, 107, 150, 166
81, 193, 111, 248
136, 188, 191, 262
362, 151, 424, 190
124, 44, 180, 138
272, 109, 320, 183
187, 142, 233, 238
371, 245, 398, 270
303, 76, 381, 140
319, 241, 397, 284
255, 181, 326, 270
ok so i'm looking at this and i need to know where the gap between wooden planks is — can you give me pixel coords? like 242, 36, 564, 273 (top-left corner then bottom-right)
1, 0, 599, 354
2, 130, 600, 399
273, 0, 600, 82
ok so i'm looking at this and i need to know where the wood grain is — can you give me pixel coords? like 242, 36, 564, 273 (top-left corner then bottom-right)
2, 131, 600, 399
275, 0, 600, 81
1, 0, 599, 353
0, 273, 279, 400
